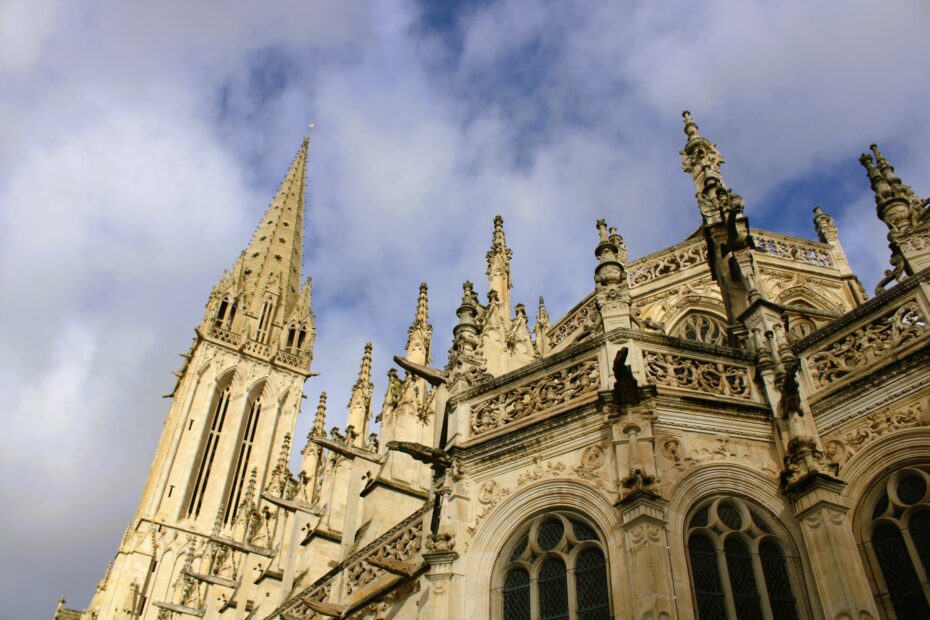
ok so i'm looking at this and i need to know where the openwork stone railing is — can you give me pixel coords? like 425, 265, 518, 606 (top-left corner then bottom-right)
208, 325, 241, 346
806, 299, 927, 389
470, 358, 600, 436
753, 231, 834, 268
276, 349, 309, 371
243, 339, 271, 358
344, 517, 424, 596
627, 238, 708, 287
547, 298, 601, 347
642, 350, 753, 400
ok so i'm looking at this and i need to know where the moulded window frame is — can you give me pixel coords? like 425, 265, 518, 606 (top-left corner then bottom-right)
490, 511, 612, 620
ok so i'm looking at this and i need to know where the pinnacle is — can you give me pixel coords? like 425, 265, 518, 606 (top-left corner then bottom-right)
311, 392, 327, 438
349, 343, 374, 404
536, 295, 550, 325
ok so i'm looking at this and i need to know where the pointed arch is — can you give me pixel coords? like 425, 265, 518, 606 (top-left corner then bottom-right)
185, 371, 237, 519
775, 286, 842, 314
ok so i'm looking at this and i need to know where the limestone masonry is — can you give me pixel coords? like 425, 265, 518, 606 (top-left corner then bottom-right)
58, 112, 930, 619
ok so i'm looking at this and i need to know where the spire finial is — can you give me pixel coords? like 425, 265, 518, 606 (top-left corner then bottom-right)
682, 110, 700, 141
416, 282, 429, 325
536, 295, 550, 326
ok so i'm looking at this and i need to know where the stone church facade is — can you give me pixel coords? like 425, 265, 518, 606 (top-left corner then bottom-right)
61, 112, 930, 620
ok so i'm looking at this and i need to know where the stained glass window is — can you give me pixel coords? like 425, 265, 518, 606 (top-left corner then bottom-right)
538, 558, 569, 620
873, 524, 930, 617
760, 541, 799, 620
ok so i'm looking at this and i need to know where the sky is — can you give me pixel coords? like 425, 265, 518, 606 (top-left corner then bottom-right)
1, 0, 928, 616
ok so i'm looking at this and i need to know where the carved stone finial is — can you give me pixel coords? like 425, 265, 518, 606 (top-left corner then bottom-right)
596, 218, 609, 243
682, 109, 699, 140
406, 282, 433, 365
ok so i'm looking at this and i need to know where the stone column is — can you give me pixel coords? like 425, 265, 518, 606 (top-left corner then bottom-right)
786, 475, 879, 619
618, 494, 677, 620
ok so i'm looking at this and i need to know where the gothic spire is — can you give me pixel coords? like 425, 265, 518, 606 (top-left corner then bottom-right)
239, 136, 310, 314
405, 282, 433, 365
346, 343, 374, 445
486, 215, 513, 314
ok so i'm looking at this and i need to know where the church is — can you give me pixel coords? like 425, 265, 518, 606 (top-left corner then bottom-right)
59, 111, 930, 620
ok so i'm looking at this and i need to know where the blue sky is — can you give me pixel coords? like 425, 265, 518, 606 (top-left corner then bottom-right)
1, 1, 928, 616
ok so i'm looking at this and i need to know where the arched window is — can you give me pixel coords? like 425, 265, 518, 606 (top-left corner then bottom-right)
673, 313, 727, 346
686, 496, 804, 619
862, 467, 930, 618
187, 385, 232, 518
494, 512, 610, 620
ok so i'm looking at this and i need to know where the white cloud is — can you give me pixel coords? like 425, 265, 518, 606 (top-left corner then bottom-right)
2, 0, 928, 616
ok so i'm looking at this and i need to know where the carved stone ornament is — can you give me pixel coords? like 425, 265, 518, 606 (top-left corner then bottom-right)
468, 480, 511, 535
470, 358, 600, 435
516, 457, 567, 486
753, 231, 834, 267
345, 518, 424, 596
642, 350, 753, 400
574, 445, 608, 489
842, 400, 928, 451
807, 300, 927, 388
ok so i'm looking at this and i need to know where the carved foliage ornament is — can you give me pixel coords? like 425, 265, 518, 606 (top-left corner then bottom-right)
642, 351, 753, 400
807, 300, 927, 389
547, 299, 602, 347
470, 359, 600, 435
753, 232, 834, 267
345, 519, 424, 596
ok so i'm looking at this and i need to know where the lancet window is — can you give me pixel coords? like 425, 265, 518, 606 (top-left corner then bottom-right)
686, 496, 804, 619
224, 393, 262, 524
256, 300, 275, 343
862, 467, 930, 618
187, 385, 232, 518
673, 313, 727, 346
494, 512, 610, 620
285, 323, 308, 352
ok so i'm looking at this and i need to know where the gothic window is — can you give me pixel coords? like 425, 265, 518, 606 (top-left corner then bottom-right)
494, 512, 610, 620
214, 296, 237, 329
686, 496, 803, 620
862, 467, 930, 618
286, 324, 297, 351
187, 385, 232, 518
215, 297, 229, 327
224, 394, 262, 524
674, 313, 727, 346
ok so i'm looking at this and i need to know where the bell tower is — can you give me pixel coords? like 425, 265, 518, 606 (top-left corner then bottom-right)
85, 136, 317, 618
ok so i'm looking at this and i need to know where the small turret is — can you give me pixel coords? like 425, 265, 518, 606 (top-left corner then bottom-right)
594, 219, 631, 330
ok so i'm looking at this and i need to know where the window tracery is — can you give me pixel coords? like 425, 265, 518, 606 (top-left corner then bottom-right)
673, 313, 727, 346
686, 496, 803, 619
494, 512, 610, 620
862, 467, 930, 618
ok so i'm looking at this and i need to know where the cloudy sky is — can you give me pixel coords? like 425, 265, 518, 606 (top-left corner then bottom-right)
1, 0, 928, 616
